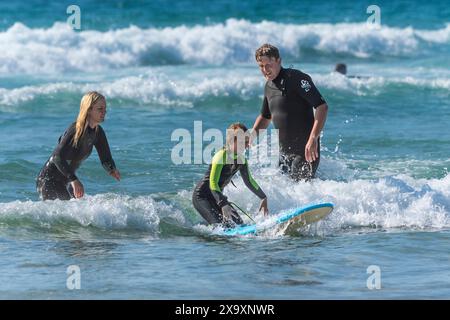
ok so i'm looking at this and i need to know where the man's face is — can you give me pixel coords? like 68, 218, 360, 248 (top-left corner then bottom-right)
257, 56, 281, 81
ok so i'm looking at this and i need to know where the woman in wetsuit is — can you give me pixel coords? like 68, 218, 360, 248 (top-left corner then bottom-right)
192, 123, 269, 227
36, 91, 120, 200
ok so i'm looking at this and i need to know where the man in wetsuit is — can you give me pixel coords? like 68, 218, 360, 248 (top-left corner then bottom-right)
252, 44, 329, 181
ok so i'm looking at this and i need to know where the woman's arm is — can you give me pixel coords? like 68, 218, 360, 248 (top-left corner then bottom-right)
94, 126, 119, 180
52, 123, 78, 182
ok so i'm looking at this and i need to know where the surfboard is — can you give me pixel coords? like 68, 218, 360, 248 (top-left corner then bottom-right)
222, 202, 334, 236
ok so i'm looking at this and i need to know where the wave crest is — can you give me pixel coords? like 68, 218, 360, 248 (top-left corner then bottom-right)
1, 20, 449, 74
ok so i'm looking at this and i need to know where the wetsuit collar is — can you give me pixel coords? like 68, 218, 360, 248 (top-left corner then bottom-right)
224, 148, 241, 160
272, 67, 285, 84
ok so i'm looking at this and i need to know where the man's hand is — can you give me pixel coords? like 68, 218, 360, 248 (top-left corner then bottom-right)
249, 128, 258, 145
259, 198, 269, 216
110, 169, 121, 181
71, 179, 84, 198
305, 136, 319, 163
305, 103, 328, 163
251, 115, 271, 144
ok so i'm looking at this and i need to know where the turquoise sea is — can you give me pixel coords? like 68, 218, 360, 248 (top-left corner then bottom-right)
0, 0, 449, 299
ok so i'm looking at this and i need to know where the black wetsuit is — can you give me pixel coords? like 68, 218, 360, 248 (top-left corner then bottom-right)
192, 148, 266, 226
261, 67, 327, 180
36, 123, 116, 200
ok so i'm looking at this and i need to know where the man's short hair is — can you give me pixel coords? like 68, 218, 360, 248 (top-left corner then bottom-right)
255, 44, 280, 62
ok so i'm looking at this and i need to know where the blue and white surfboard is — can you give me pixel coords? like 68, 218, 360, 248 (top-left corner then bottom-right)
222, 202, 334, 236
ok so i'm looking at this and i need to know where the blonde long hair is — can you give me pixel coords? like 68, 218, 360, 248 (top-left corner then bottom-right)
72, 91, 105, 147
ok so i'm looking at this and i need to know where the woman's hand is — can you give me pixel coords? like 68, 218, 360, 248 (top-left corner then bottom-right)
259, 198, 269, 216
71, 179, 84, 198
110, 169, 121, 181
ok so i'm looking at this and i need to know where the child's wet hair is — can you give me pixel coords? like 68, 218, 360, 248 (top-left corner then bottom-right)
226, 122, 250, 151
227, 122, 248, 132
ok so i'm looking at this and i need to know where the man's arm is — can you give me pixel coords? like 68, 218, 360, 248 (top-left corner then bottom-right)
252, 94, 272, 142
294, 72, 328, 163
251, 115, 271, 144
252, 114, 271, 133
305, 103, 328, 162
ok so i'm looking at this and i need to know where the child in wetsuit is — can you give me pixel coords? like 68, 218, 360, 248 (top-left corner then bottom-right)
192, 122, 269, 227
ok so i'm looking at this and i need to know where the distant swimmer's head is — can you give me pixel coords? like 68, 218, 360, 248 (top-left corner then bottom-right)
255, 44, 282, 81
334, 63, 347, 75
226, 122, 250, 156
72, 91, 106, 147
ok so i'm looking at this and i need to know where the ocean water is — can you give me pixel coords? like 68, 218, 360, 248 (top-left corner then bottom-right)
0, 0, 449, 299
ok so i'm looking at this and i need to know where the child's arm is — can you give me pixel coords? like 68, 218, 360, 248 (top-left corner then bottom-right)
240, 161, 269, 215
239, 159, 267, 200
209, 149, 229, 208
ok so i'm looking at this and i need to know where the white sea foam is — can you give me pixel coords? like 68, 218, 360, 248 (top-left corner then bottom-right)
313, 73, 450, 96
0, 193, 186, 234
416, 23, 450, 43
1, 20, 449, 74
0, 71, 263, 107
1, 70, 449, 108
202, 153, 450, 236
0, 168, 448, 236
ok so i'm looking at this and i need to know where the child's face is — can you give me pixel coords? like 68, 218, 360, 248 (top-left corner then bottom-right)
232, 136, 250, 154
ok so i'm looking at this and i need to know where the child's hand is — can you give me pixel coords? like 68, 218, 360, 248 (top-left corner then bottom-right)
259, 198, 269, 216
222, 205, 240, 222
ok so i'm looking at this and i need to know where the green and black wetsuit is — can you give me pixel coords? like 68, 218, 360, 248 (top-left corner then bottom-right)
36, 122, 116, 200
192, 148, 266, 225
261, 67, 327, 180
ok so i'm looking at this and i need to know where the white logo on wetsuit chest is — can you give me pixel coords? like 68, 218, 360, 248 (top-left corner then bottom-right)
301, 80, 311, 92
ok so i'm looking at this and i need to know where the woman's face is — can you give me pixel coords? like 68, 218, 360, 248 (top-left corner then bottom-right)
89, 99, 107, 124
